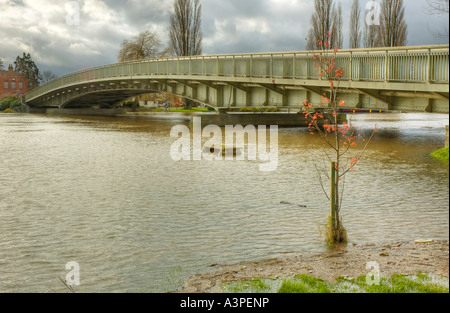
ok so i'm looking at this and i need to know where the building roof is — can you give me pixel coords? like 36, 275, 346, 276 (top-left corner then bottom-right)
0, 65, 26, 79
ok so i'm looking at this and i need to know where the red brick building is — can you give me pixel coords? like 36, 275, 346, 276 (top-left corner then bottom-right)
0, 65, 28, 98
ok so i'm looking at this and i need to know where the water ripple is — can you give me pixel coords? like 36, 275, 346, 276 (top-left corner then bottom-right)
0, 114, 448, 292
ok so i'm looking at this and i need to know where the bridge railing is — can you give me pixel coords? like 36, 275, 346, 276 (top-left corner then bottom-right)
26, 45, 449, 102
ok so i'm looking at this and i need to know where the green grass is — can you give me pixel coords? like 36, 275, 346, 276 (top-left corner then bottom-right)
430, 147, 449, 163
349, 274, 449, 293
168, 107, 211, 113
278, 275, 330, 293
224, 273, 449, 294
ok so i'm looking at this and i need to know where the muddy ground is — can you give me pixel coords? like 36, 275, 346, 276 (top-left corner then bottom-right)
181, 240, 449, 293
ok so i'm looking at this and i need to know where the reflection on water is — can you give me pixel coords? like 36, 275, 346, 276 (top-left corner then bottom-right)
0, 113, 448, 292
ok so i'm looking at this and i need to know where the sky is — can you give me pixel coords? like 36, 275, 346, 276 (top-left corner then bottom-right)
0, 0, 448, 77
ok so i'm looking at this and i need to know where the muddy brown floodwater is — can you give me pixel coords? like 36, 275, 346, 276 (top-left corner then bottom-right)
1, 113, 448, 292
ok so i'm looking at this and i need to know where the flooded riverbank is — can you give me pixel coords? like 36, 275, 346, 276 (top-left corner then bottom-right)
181, 239, 449, 293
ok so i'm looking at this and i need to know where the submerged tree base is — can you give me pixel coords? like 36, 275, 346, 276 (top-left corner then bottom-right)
320, 216, 348, 246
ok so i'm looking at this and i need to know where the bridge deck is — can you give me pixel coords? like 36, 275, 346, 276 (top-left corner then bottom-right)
25, 45, 449, 113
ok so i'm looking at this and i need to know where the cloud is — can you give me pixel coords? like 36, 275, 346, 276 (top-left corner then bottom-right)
0, 0, 448, 77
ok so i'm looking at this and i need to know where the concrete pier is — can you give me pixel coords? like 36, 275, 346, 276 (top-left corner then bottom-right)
42, 110, 345, 127
196, 112, 346, 127
46, 108, 127, 117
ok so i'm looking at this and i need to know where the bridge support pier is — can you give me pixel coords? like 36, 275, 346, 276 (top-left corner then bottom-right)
194, 112, 346, 128
46, 108, 127, 117
29, 107, 48, 114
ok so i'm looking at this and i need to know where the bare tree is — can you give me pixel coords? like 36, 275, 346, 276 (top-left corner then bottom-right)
118, 30, 163, 62
331, 2, 343, 49
349, 0, 362, 48
117, 30, 164, 112
363, 0, 380, 48
169, 0, 203, 57
363, 22, 379, 48
377, 0, 408, 47
306, 0, 343, 50
306, 29, 316, 50
425, 0, 449, 38
0, 58, 4, 70
40, 71, 58, 84
306, 0, 336, 50
426, 0, 450, 14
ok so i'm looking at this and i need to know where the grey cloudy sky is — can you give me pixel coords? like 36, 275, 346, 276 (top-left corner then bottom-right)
0, 0, 448, 76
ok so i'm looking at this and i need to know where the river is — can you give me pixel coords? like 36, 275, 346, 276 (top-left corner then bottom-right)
0, 112, 448, 293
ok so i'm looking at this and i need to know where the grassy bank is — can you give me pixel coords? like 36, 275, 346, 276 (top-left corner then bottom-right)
224, 273, 449, 293
431, 147, 449, 163
181, 240, 449, 293
168, 107, 211, 113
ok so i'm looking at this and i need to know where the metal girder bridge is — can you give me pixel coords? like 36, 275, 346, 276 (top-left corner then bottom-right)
25, 45, 449, 113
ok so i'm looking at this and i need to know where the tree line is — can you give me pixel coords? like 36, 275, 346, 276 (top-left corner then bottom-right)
304, 0, 448, 49
303, 0, 447, 50
1, 53, 57, 90
121, 0, 449, 63
306, 0, 409, 50
118, 0, 202, 62
2, 0, 447, 90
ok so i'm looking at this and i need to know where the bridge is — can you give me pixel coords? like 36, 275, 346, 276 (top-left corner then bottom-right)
25, 45, 449, 113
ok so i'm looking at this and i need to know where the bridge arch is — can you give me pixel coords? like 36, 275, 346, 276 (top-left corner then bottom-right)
25, 45, 449, 113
